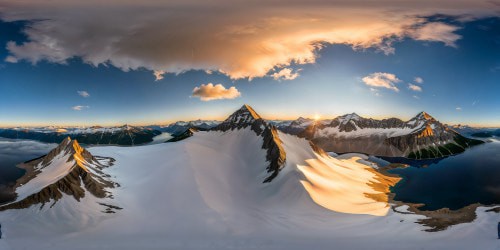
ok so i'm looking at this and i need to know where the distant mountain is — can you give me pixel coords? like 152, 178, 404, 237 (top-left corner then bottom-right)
470, 129, 500, 138
0, 125, 161, 145
149, 120, 220, 135
278, 111, 483, 159
0, 137, 116, 210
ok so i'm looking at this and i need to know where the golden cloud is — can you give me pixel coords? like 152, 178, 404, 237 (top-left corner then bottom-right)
192, 83, 241, 101
1, 0, 499, 80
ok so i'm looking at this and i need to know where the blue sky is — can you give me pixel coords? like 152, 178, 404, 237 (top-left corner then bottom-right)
0, 2, 499, 127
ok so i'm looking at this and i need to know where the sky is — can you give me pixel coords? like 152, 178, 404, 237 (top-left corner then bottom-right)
0, 0, 499, 127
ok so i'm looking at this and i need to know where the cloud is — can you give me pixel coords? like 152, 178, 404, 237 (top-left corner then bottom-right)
77, 90, 90, 98
4, 55, 18, 63
153, 70, 165, 81
271, 68, 300, 81
413, 95, 420, 99
456, 107, 462, 111
369, 87, 381, 97
72, 105, 90, 111
362, 72, 401, 92
0, 138, 56, 159
408, 83, 422, 92
409, 22, 462, 47
1, 1, 496, 80
191, 83, 241, 101
414, 77, 424, 84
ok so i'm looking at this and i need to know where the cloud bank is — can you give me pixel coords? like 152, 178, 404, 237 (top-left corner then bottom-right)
192, 83, 241, 101
1, 0, 499, 80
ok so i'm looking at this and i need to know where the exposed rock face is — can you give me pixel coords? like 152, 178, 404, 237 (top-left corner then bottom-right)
212, 105, 287, 183
279, 111, 483, 159
166, 127, 199, 142
0, 137, 116, 211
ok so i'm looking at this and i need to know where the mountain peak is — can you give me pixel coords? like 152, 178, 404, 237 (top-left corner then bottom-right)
416, 111, 434, 120
220, 104, 262, 125
42, 137, 93, 171
240, 104, 261, 120
0, 137, 116, 211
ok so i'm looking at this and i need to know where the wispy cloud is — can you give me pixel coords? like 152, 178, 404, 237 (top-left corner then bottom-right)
77, 90, 90, 98
362, 72, 400, 92
271, 68, 300, 81
153, 70, 165, 81
408, 83, 422, 92
72, 105, 90, 111
369, 88, 381, 97
2, 0, 492, 80
413, 95, 420, 99
456, 107, 462, 111
192, 83, 241, 101
409, 22, 461, 48
414, 77, 424, 84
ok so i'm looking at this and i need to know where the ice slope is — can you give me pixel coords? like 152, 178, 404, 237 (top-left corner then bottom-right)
12, 150, 75, 203
0, 129, 498, 249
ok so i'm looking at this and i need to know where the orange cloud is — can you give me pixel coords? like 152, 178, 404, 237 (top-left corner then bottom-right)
192, 83, 241, 101
271, 68, 300, 81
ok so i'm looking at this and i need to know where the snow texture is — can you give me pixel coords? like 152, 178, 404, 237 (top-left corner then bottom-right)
0, 129, 498, 249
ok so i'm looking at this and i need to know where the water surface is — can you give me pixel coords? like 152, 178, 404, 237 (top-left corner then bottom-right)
387, 140, 500, 210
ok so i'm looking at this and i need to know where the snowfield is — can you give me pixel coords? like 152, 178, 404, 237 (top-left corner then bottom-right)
0, 129, 498, 250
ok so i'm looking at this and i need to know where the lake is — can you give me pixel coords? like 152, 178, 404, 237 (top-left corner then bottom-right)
0, 138, 56, 204
386, 139, 500, 210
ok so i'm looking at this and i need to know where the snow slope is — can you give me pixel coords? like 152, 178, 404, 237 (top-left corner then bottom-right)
0, 129, 498, 249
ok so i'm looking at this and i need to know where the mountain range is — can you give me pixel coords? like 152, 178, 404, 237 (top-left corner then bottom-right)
0, 125, 161, 145
274, 111, 483, 159
0, 105, 494, 250
0, 109, 483, 159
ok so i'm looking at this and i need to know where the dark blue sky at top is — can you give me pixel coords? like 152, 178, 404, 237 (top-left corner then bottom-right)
0, 18, 499, 126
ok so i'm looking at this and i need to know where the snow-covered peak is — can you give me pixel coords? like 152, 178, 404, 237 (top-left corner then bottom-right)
338, 113, 362, 123
289, 117, 314, 128
212, 105, 286, 182
221, 104, 262, 125
405, 111, 438, 129
414, 111, 435, 121
0, 137, 116, 210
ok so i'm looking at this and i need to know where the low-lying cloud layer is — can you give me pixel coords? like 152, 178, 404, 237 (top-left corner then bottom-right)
1, 0, 499, 80
192, 83, 241, 101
